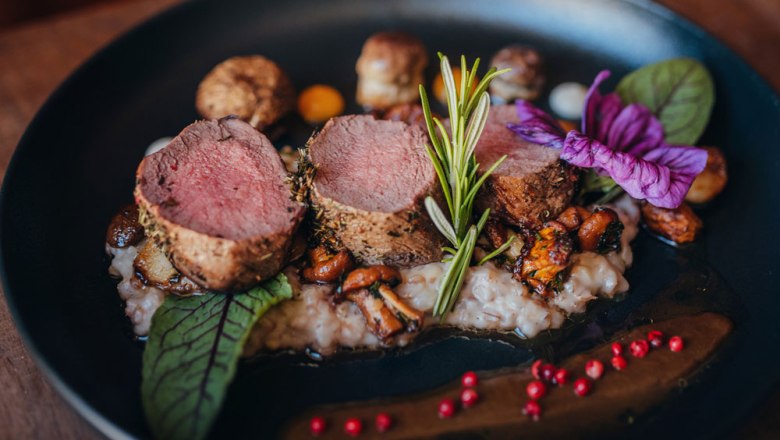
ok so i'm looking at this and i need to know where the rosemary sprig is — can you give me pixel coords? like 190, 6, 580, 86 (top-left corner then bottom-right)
420, 54, 512, 318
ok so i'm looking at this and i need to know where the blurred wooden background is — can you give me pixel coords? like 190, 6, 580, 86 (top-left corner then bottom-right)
0, 0, 139, 28
0, 0, 778, 439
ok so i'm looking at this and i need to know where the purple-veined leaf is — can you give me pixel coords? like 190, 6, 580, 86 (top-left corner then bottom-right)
141, 274, 292, 440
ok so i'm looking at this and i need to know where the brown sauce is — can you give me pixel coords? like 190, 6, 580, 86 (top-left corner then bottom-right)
284, 312, 732, 439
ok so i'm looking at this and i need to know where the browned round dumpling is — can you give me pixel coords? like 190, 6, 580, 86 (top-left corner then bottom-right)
355, 31, 428, 110
195, 55, 295, 131
489, 45, 545, 102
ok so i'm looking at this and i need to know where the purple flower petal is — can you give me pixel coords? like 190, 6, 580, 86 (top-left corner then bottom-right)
508, 70, 709, 208
606, 103, 665, 156
507, 100, 566, 149
561, 131, 707, 208
593, 94, 623, 143
582, 70, 613, 135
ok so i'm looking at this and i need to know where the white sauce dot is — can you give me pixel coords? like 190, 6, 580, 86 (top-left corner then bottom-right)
549, 82, 588, 120
144, 137, 173, 157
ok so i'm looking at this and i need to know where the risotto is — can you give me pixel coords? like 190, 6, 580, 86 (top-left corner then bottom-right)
108, 196, 639, 356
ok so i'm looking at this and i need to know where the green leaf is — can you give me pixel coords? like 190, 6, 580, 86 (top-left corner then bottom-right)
581, 169, 617, 194
616, 58, 714, 145
141, 274, 292, 440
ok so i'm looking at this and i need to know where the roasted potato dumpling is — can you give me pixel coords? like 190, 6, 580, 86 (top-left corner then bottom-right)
196, 55, 295, 131
355, 31, 427, 109
641, 202, 703, 244
686, 146, 728, 204
489, 45, 545, 101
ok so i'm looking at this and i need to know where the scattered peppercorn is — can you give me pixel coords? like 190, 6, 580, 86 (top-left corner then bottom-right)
375, 413, 392, 433
647, 330, 665, 348
573, 378, 592, 397
539, 364, 557, 383
669, 336, 684, 352
585, 359, 605, 380
630, 340, 650, 358
438, 398, 457, 418
554, 368, 571, 386
310, 416, 327, 436
523, 400, 542, 420
531, 359, 543, 379
344, 418, 362, 437
611, 342, 623, 356
460, 388, 479, 408
461, 371, 478, 388
611, 355, 628, 371
526, 380, 547, 400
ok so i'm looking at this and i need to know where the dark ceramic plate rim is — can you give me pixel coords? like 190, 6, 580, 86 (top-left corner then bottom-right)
1, 1, 778, 439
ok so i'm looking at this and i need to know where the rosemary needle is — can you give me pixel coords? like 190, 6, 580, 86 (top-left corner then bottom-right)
420, 54, 512, 319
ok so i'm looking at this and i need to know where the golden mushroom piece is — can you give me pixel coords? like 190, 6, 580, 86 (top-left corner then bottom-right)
195, 55, 295, 132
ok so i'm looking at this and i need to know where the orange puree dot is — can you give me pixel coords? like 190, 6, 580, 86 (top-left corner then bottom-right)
298, 84, 345, 124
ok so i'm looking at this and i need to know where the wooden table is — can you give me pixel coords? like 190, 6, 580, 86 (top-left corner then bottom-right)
0, 0, 778, 438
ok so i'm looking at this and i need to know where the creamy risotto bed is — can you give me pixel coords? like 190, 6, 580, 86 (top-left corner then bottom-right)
108, 196, 639, 356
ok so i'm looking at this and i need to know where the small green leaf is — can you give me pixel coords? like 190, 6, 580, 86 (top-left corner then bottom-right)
142, 274, 292, 440
581, 169, 617, 194
616, 58, 714, 145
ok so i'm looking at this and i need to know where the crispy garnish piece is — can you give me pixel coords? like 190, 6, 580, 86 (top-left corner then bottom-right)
346, 288, 405, 341
641, 202, 703, 244
133, 240, 199, 294
578, 208, 623, 253
686, 146, 728, 204
301, 246, 354, 284
517, 221, 574, 296
556, 205, 591, 231
342, 266, 401, 293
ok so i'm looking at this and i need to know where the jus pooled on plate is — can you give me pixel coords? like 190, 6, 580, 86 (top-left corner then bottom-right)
105, 30, 727, 439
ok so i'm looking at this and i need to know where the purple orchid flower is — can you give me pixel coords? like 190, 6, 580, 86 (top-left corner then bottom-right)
507, 70, 708, 208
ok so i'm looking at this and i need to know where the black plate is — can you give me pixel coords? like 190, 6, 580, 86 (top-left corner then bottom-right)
2, 0, 779, 438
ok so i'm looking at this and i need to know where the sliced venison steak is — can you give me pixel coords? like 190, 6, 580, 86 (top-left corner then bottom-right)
475, 104, 578, 229
135, 117, 305, 292
308, 114, 445, 267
